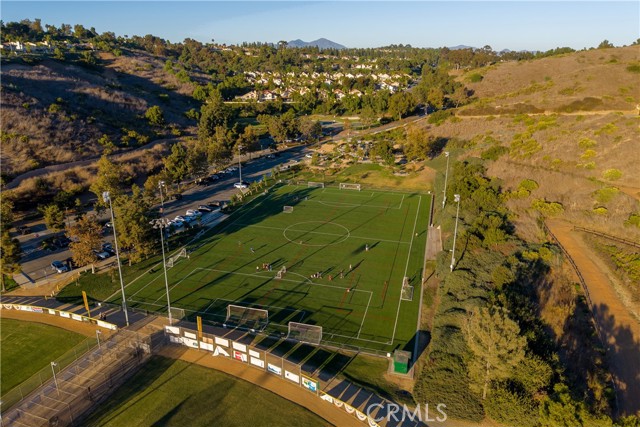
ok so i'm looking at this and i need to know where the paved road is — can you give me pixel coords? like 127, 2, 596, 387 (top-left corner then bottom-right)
13, 146, 310, 284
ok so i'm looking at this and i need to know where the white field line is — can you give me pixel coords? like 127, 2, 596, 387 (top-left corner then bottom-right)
389, 195, 421, 345
357, 291, 373, 339
314, 200, 403, 210
236, 223, 410, 245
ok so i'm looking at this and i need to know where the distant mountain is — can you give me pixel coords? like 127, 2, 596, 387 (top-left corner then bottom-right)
448, 44, 475, 50
287, 38, 346, 50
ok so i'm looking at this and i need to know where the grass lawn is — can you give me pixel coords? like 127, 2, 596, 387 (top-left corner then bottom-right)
75, 184, 428, 353
0, 318, 86, 394
340, 354, 414, 405
84, 356, 329, 427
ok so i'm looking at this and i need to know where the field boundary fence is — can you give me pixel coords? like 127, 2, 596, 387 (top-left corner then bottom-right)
542, 221, 620, 415
573, 226, 640, 249
165, 325, 425, 427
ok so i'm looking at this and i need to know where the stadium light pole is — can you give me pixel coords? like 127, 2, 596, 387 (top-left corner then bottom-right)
103, 191, 129, 326
157, 181, 173, 324
238, 144, 243, 184
442, 151, 450, 209
96, 330, 102, 349
450, 194, 461, 272
50, 362, 59, 396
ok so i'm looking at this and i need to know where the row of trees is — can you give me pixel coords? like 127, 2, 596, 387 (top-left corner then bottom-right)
414, 160, 619, 426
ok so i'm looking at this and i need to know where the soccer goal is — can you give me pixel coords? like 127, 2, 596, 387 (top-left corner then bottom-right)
225, 304, 269, 331
275, 265, 287, 279
308, 181, 325, 188
401, 276, 414, 301
169, 306, 186, 321
288, 322, 323, 345
167, 248, 188, 268
283, 205, 294, 213
339, 183, 361, 191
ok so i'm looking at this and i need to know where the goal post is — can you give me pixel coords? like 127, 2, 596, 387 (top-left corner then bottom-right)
283, 205, 294, 213
287, 322, 322, 345
225, 304, 269, 331
307, 181, 325, 188
339, 183, 361, 191
401, 276, 414, 301
167, 248, 188, 268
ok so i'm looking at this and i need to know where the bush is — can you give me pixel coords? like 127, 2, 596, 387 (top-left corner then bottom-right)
468, 73, 483, 83
144, 106, 165, 126
578, 137, 597, 149
427, 109, 453, 125
531, 199, 564, 216
519, 179, 539, 192
481, 145, 508, 161
624, 213, 640, 228
594, 186, 619, 203
485, 385, 539, 427
593, 207, 608, 216
626, 63, 640, 73
602, 168, 622, 181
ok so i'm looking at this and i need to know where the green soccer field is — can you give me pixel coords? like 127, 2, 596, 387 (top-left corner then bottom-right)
115, 184, 430, 352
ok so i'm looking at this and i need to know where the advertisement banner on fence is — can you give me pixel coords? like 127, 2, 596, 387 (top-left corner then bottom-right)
71, 314, 83, 321
249, 349, 261, 358
301, 376, 318, 393
199, 342, 214, 351
233, 350, 247, 362
213, 346, 230, 357
59, 311, 71, 318
184, 331, 197, 340
48, 309, 56, 315
284, 370, 299, 384
267, 363, 282, 376
181, 337, 199, 348
2, 304, 13, 309
232, 342, 246, 352
165, 326, 180, 335
214, 337, 229, 347
31, 307, 43, 313
250, 357, 264, 368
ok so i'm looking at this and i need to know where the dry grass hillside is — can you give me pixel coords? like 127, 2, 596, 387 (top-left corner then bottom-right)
0, 49, 199, 180
417, 46, 640, 241
460, 46, 639, 114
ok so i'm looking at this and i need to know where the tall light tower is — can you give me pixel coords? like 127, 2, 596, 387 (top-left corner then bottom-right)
238, 144, 243, 184
103, 191, 129, 326
152, 181, 173, 324
450, 194, 461, 272
442, 151, 450, 209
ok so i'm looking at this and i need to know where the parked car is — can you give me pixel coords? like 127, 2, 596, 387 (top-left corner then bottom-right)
305, 153, 313, 158
172, 194, 183, 200
93, 250, 112, 260
17, 225, 32, 235
51, 260, 69, 274
63, 257, 78, 270
174, 215, 186, 222
234, 181, 249, 189
102, 243, 116, 255
52, 236, 71, 248
197, 205, 213, 213
186, 209, 202, 217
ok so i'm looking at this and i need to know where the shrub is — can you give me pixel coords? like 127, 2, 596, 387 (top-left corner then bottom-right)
531, 199, 564, 216
578, 137, 597, 149
594, 186, 619, 203
624, 213, 640, 228
519, 179, 539, 192
626, 63, 640, 73
427, 109, 453, 125
485, 385, 539, 427
580, 149, 596, 160
602, 168, 623, 181
468, 73, 483, 83
593, 207, 608, 216
144, 106, 165, 126
481, 145, 508, 161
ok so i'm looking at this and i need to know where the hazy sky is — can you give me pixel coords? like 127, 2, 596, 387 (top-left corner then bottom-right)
2, 1, 638, 51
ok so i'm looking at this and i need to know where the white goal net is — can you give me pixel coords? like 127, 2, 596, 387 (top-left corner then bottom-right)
283, 206, 294, 213
167, 248, 188, 268
225, 305, 269, 331
287, 322, 322, 345
401, 276, 414, 301
339, 183, 361, 191
308, 182, 325, 188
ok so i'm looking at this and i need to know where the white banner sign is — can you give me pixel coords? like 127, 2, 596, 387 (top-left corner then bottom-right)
214, 337, 229, 347
284, 370, 299, 384
59, 311, 71, 318
184, 331, 197, 339
232, 342, 246, 352
250, 357, 265, 368
199, 342, 214, 351
249, 349, 260, 358
165, 326, 180, 334
213, 346, 230, 357
267, 363, 282, 375
71, 314, 83, 321
181, 337, 199, 348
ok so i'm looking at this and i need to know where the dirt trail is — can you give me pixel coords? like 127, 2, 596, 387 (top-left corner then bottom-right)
157, 346, 359, 427
0, 309, 116, 338
547, 219, 640, 416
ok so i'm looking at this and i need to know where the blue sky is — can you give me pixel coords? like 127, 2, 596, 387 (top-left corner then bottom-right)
2, 1, 638, 51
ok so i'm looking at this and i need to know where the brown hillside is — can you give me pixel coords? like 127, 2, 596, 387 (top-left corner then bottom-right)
0, 49, 199, 179
460, 46, 640, 114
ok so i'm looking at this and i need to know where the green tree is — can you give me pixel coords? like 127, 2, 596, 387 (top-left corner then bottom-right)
388, 91, 415, 120
403, 124, 430, 160
114, 186, 154, 264
0, 230, 21, 291
0, 196, 15, 228
144, 105, 165, 126
298, 118, 322, 142
39, 204, 65, 232
90, 154, 124, 209
464, 306, 526, 399
539, 384, 613, 427
67, 214, 102, 273
198, 90, 232, 141
597, 40, 614, 49
163, 143, 190, 183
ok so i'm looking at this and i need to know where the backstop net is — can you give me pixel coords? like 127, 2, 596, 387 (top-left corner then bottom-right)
283, 205, 294, 213
287, 322, 323, 345
339, 183, 361, 191
225, 305, 269, 331
308, 182, 325, 188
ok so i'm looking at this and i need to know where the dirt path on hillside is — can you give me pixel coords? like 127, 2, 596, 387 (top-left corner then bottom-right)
156, 346, 360, 427
0, 309, 116, 338
546, 219, 640, 416
457, 109, 638, 119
